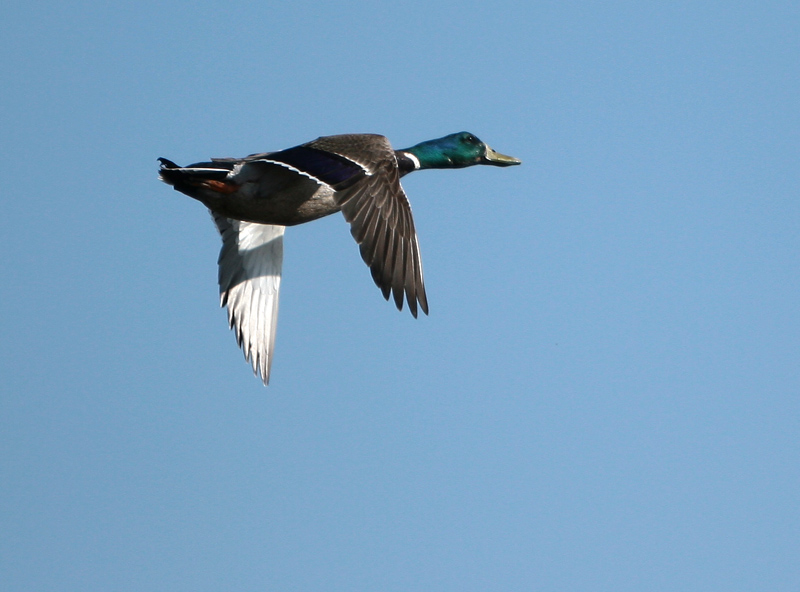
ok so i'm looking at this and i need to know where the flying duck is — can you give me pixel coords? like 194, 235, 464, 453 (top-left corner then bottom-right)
159, 132, 520, 385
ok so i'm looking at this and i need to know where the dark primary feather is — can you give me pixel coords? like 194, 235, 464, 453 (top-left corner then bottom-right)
326, 136, 428, 317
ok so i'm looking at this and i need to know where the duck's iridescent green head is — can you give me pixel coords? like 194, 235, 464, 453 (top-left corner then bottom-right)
402, 132, 521, 170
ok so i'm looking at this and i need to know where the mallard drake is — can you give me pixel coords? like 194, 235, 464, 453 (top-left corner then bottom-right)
159, 132, 520, 385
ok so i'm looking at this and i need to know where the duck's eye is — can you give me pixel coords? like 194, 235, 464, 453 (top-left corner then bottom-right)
465, 134, 478, 144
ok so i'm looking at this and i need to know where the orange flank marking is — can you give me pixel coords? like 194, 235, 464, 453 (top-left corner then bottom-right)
202, 180, 239, 194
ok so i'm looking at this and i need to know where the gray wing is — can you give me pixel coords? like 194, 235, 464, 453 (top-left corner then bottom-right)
308, 135, 428, 317
213, 214, 285, 385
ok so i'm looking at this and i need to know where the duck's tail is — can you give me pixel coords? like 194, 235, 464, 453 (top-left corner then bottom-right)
158, 157, 235, 185
158, 157, 241, 196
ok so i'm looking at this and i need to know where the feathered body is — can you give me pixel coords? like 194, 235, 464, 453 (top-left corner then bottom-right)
159, 132, 520, 385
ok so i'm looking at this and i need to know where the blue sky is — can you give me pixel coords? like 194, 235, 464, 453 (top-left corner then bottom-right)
1, 1, 798, 590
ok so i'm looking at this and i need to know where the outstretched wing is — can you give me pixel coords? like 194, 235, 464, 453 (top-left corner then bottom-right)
307, 135, 428, 317
213, 214, 285, 385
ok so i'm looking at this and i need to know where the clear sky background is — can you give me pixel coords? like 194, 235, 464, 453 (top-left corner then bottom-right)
2, 1, 798, 590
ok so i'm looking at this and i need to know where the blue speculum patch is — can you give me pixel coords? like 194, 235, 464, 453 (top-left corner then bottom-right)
266, 146, 365, 188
